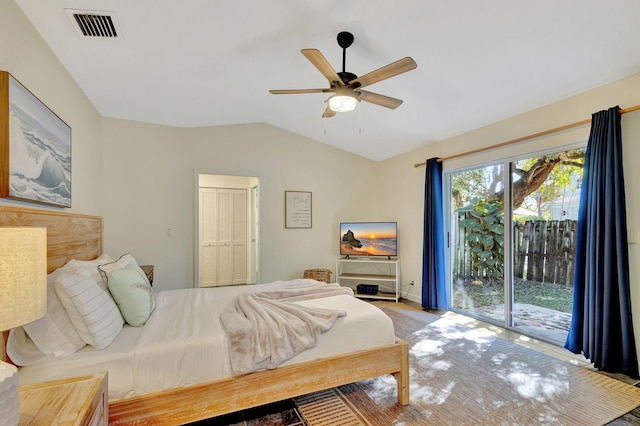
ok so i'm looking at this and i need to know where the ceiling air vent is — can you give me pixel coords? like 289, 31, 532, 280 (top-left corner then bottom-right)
65, 9, 121, 38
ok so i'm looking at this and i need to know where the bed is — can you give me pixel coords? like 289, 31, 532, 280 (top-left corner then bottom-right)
0, 206, 409, 425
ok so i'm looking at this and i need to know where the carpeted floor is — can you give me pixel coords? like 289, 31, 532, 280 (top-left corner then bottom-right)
196, 302, 640, 425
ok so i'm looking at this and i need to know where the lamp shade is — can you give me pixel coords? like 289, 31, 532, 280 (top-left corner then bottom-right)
0, 227, 47, 331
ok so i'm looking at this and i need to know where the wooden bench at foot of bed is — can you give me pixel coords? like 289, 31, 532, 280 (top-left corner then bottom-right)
109, 338, 409, 425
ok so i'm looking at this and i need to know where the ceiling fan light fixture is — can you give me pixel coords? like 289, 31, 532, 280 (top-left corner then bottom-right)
328, 94, 358, 112
270, 31, 417, 117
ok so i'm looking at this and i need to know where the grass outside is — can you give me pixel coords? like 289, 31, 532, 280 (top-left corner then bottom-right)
452, 277, 574, 313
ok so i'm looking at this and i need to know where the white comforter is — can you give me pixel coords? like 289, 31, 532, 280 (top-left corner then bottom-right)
18, 282, 395, 400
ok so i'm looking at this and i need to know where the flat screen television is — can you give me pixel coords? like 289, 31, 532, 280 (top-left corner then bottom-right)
340, 222, 397, 258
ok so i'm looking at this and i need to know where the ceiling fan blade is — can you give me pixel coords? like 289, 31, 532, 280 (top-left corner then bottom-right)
301, 49, 345, 87
357, 90, 404, 109
322, 104, 336, 118
269, 88, 331, 94
350, 57, 417, 89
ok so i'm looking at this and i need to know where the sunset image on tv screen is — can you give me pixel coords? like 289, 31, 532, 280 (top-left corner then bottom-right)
340, 222, 397, 256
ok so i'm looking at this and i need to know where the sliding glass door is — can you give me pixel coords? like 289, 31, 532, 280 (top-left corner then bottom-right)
450, 163, 506, 323
510, 149, 584, 342
447, 147, 585, 344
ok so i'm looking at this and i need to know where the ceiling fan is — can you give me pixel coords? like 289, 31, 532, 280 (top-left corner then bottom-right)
269, 31, 417, 118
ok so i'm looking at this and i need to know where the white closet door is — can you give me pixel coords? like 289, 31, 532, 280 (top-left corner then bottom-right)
200, 188, 218, 287
231, 190, 247, 284
199, 188, 247, 287
216, 190, 234, 286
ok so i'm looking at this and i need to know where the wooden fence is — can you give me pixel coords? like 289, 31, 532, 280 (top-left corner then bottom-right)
453, 218, 577, 286
514, 219, 577, 285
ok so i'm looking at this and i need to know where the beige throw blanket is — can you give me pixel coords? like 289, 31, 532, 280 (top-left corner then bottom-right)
220, 279, 354, 375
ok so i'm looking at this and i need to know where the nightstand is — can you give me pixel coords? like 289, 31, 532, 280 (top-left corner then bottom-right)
19, 372, 108, 425
140, 264, 154, 286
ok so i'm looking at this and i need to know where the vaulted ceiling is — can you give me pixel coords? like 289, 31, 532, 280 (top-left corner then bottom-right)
15, 0, 640, 161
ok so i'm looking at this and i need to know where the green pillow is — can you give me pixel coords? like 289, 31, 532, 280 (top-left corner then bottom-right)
108, 262, 156, 326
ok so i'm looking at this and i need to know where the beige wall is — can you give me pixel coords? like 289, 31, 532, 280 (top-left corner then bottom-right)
379, 73, 640, 368
101, 119, 379, 289
3, 0, 640, 366
1, 1, 380, 291
381, 73, 640, 301
0, 0, 103, 215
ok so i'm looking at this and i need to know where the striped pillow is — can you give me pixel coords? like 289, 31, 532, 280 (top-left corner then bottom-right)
54, 273, 124, 349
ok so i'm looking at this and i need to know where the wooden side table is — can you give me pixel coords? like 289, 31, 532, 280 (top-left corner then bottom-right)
19, 372, 108, 425
140, 265, 154, 286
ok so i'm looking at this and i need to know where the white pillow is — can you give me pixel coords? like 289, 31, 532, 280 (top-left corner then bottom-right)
22, 266, 86, 358
107, 262, 156, 326
6, 327, 50, 366
54, 273, 124, 349
69, 253, 115, 293
98, 253, 136, 282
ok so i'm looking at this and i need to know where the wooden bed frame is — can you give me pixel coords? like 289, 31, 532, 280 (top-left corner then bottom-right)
0, 205, 410, 425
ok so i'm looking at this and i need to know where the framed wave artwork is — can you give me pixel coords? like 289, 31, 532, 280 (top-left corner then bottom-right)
0, 71, 71, 208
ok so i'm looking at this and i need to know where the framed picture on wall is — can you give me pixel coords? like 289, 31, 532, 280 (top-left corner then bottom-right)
285, 190, 312, 228
0, 71, 72, 208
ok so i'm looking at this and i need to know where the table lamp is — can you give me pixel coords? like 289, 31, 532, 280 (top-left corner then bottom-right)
0, 227, 47, 426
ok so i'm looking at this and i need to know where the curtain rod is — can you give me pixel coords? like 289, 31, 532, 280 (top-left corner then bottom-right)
413, 104, 640, 168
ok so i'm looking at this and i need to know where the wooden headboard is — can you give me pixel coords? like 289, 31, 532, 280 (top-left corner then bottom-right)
0, 206, 103, 273
1, 206, 103, 362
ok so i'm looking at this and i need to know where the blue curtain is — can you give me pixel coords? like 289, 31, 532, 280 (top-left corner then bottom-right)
422, 158, 447, 309
565, 106, 639, 378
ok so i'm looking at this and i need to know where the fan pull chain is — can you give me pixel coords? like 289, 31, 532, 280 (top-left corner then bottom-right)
323, 101, 328, 135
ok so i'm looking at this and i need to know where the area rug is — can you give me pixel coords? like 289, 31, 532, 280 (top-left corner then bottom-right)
211, 306, 640, 425
333, 306, 640, 425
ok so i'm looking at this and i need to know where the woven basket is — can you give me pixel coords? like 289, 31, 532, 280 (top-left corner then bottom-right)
303, 268, 333, 283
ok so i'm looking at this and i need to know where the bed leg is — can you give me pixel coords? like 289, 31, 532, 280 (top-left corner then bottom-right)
392, 339, 410, 405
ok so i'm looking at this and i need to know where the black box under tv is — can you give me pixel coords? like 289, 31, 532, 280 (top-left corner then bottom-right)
356, 284, 379, 295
